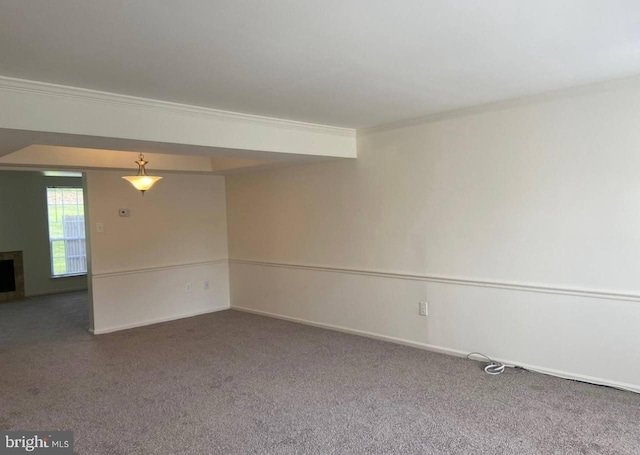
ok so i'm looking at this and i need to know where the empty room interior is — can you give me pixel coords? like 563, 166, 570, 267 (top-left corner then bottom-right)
0, 1, 639, 454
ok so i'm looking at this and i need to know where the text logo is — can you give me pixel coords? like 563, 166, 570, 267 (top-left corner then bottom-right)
0, 432, 74, 454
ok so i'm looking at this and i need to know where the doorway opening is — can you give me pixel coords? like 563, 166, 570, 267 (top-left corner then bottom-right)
0, 169, 94, 343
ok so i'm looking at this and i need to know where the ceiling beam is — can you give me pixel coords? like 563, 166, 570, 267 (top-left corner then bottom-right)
0, 76, 357, 159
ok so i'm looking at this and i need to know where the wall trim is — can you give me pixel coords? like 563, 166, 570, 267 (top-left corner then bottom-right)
0, 76, 355, 138
229, 259, 640, 303
358, 73, 640, 136
231, 305, 639, 394
92, 259, 228, 279
26, 287, 88, 297
91, 304, 230, 335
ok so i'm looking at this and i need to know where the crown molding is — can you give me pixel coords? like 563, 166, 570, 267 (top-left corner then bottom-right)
358, 73, 640, 136
0, 76, 355, 138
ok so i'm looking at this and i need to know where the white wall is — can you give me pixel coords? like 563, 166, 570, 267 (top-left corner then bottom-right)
0, 170, 88, 296
226, 79, 640, 392
86, 171, 229, 334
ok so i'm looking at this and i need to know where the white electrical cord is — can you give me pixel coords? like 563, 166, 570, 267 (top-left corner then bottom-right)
466, 351, 638, 394
466, 352, 506, 375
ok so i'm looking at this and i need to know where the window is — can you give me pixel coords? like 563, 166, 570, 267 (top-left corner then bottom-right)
46, 187, 87, 277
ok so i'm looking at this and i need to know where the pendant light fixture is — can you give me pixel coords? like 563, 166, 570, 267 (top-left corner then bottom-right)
122, 153, 163, 196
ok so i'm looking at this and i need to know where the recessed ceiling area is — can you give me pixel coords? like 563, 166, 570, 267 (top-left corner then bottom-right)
0, 145, 268, 174
1, 1, 639, 128
0, 128, 337, 175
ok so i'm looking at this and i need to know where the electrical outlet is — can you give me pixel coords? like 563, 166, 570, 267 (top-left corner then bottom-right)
96, 222, 104, 233
185, 282, 192, 293
419, 301, 428, 316
204, 281, 210, 290
118, 208, 130, 217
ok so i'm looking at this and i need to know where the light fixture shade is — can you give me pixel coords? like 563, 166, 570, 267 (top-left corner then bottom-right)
122, 175, 163, 192
122, 153, 162, 195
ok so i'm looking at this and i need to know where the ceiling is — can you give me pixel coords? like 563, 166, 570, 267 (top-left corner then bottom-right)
1, 1, 640, 128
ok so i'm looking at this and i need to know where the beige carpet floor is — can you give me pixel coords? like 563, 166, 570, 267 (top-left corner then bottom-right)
0, 292, 639, 454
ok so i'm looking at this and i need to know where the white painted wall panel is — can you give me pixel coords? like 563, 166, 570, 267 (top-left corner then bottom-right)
230, 262, 640, 392
227, 79, 640, 390
92, 262, 229, 334
86, 171, 230, 333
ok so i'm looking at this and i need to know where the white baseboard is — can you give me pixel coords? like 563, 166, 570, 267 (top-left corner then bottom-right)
231, 305, 640, 394
26, 287, 88, 297
91, 305, 230, 335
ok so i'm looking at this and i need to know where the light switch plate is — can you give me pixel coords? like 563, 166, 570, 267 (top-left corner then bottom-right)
419, 301, 428, 316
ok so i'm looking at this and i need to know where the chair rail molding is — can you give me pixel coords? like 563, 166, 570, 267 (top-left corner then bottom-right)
229, 259, 640, 303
